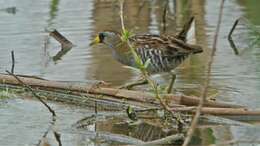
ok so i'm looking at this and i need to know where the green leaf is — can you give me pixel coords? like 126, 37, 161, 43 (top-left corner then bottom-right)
123, 66, 141, 72
121, 29, 134, 42
144, 59, 151, 69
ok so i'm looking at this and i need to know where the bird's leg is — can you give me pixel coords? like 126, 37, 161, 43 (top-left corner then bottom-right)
166, 71, 176, 93
119, 77, 148, 90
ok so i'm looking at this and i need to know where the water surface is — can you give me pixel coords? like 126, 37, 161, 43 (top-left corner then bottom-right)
0, 0, 260, 145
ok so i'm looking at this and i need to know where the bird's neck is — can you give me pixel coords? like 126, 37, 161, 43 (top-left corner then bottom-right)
108, 41, 133, 65
104, 40, 129, 54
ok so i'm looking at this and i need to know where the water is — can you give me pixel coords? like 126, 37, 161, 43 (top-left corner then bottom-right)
0, 0, 260, 145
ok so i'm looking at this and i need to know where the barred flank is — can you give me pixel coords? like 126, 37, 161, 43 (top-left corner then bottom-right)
136, 48, 188, 73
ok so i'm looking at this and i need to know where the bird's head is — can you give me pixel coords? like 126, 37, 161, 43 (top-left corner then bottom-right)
90, 31, 121, 47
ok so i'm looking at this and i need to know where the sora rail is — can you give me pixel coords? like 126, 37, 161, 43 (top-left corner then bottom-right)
90, 17, 203, 93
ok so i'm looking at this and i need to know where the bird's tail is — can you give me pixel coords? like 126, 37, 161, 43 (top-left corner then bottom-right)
176, 17, 195, 42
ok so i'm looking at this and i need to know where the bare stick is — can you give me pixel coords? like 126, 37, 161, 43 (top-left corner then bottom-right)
182, 0, 225, 146
11, 51, 15, 73
0, 73, 243, 108
49, 29, 73, 49
228, 18, 239, 55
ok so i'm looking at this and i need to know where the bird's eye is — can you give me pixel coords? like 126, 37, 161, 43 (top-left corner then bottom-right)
99, 33, 105, 42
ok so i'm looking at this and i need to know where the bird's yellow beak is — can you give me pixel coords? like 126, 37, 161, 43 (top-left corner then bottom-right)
89, 36, 100, 46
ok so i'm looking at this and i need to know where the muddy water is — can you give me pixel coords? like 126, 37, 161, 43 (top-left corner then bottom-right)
0, 0, 260, 145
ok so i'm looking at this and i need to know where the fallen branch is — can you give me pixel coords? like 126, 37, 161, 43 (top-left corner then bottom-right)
0, 73, 243, 108
2, 73, 260, 120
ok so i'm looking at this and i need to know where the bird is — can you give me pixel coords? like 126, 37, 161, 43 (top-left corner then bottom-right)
90, 17, 203, 93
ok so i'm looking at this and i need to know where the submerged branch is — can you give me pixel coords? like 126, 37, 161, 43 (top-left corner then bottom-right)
228, 18, 240, 55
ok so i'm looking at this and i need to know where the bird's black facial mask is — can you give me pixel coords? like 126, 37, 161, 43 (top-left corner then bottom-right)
98, 33, 105, 43
90, 32, 105, 46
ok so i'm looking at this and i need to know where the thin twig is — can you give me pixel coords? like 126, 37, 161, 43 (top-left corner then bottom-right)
6, 70, 62, 146
6, 70, 56, 118
182, 0, 225, 146
11, 51, 15, 73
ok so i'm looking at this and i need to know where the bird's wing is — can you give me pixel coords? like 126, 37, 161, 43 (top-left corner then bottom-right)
129, 34, 202, 56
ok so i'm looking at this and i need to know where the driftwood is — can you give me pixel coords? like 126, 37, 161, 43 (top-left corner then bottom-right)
0, 73, 242, 109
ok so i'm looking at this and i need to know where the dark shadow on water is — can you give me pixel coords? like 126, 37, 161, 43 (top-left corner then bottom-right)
0, 7, 17, 14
